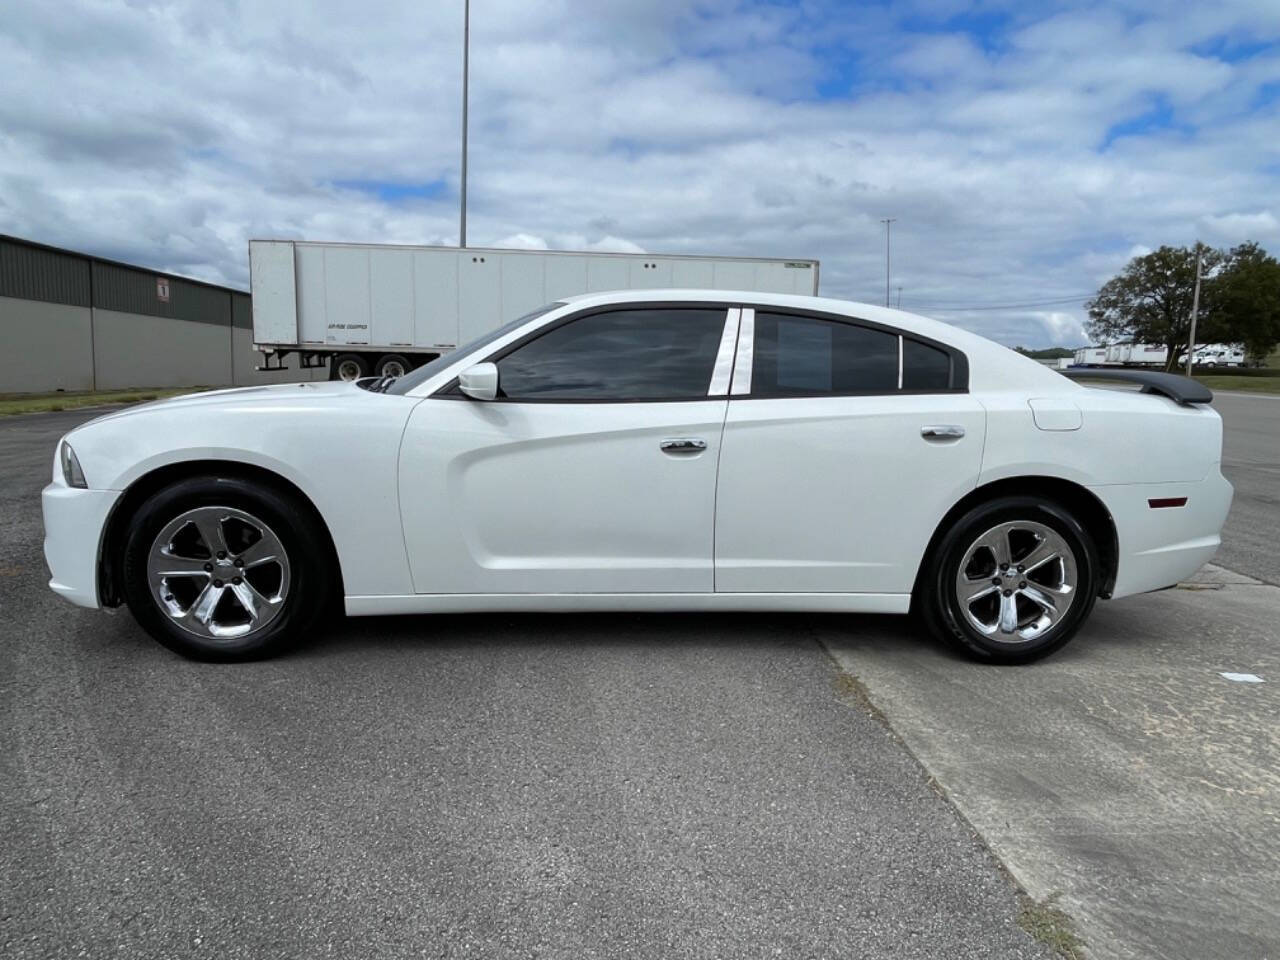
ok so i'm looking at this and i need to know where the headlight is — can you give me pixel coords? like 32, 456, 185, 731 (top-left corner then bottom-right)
60, 441, 87, 488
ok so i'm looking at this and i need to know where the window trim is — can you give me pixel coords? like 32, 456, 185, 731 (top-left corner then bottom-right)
433, 300, 740, 404
730, 305, 969, 399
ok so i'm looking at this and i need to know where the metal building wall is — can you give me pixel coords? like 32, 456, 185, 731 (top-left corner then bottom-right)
0, 235, 327, 393
0, 296, 96, 392
0, 238, 91, 307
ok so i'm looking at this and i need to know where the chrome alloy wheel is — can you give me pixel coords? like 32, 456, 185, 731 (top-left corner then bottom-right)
955, 520, 1076, 644
146, 506, 291, 641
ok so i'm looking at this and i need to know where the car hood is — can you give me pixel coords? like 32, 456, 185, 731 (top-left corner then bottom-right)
80, 381, 362, 426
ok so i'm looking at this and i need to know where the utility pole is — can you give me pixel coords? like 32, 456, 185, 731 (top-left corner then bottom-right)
1185, 247, 1202, 376
880, 218, 896, 307
896, 286, 902, 309
459, 0, 470, 248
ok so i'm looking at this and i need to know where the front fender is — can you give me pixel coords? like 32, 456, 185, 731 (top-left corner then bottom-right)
64, 393, 421, 598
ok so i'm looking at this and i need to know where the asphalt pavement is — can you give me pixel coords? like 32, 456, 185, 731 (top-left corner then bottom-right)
827, 390, 1280, 959
1213, 391, 1280, 584
3, 390, 1276, 960
1, 409, 1045, 959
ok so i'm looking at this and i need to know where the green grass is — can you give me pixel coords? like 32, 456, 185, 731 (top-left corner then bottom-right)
1018, 893, 1086, 959
1191, 375, 1280, 394
0, 386, 209, 416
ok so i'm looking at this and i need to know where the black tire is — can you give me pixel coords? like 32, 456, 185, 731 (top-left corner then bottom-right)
375, 354, 411, 378
120, 476, 335, 661
331, 353, 369, 381
917, 495, 1099, 664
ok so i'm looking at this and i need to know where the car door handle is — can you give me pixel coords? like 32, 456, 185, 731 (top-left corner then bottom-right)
660, 438, 707, 454
921, 424, 965, 440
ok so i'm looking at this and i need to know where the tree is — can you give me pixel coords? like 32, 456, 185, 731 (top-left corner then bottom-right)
1015, 346, 1076, 360
1208, 242, 1280, 363
1086, 244, 1222, 372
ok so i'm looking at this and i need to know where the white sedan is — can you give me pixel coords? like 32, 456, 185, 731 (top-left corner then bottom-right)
43, 290, 1232, 663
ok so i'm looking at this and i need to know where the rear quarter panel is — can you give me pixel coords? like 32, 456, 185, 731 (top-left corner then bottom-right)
978, 385, 1229, 597
977, 388, 1222, 486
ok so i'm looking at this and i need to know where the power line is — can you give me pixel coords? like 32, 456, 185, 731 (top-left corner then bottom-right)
906, 294, 1095, 311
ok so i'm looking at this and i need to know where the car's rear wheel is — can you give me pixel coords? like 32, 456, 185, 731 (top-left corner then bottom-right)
120, 476, 333, 661
919, 495, 1099, 664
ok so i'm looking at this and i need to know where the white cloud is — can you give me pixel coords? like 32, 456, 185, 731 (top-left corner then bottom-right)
1034, 311, 1091, 347
497, 233, 550, 250
1200, 210, 1280, 242
1, 0, 1278, 347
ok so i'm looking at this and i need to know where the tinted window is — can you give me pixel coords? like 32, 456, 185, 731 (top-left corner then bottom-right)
752, 312, 898, 396
388, 302, 564, 395
902, 338, 952, 390
496, 308, 727, 401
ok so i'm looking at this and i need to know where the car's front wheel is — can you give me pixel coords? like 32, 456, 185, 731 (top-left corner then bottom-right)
919, 496, 1099, 664
120, 476, 334, 661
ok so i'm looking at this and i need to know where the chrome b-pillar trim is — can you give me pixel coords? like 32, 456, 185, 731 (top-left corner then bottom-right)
730, 307, 754, 396
708, 308, 741, 396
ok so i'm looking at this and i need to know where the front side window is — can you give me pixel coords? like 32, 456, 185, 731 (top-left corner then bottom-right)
495, 308, 728, 401
751, 312, 898, 396
389, 302, 564, 395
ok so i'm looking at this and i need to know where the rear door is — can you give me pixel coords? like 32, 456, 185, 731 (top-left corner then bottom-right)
714, 307, 986, 595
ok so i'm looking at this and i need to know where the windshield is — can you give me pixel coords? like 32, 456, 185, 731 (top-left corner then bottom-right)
386, 302, 566, 395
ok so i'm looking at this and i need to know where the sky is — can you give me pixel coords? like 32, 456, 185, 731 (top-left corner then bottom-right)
2, 0, 1278, 348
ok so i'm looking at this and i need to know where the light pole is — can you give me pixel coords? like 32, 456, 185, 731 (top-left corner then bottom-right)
880, 218, 896, 307
459, 0, 470, 248
1185, 247, 1202, 375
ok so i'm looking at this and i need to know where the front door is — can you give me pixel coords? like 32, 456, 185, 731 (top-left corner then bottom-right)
399, 305, 738, 595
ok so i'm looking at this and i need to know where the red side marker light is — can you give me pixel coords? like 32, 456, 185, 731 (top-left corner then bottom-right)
1148, 497, 1188, 509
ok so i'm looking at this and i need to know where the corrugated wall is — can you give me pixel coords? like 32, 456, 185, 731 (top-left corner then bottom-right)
0, 235, 327, 392
0, 237, 91, 307
92, 260, 231, 326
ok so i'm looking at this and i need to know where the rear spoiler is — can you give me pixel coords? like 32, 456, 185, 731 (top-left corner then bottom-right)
1061, 369, 1213, 406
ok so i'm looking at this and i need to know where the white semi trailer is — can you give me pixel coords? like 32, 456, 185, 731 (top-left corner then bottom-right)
249, 240, 821, 380
1072, 346, 1108, 366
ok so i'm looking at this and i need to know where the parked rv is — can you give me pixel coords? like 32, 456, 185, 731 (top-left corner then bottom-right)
1190, 344, 1245, 367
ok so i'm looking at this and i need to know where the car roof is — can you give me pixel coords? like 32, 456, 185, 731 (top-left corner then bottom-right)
560, 287, 971, 348
558, 288, 1072, 394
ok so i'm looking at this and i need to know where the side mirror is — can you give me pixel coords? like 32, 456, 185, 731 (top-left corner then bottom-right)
458, 362, 499, 401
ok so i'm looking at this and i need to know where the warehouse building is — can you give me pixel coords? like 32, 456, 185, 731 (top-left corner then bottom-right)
0, 234, 327, 393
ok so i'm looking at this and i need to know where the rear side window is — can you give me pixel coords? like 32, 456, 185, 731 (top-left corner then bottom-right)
752, 312, 898, 396
496, 308, 727, 401
902, 338, 952, 390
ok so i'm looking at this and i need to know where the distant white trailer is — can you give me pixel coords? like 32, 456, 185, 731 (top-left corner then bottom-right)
1073, 346, 1108, 366
249, 240, 821, 380
1101, 342, 1168, 367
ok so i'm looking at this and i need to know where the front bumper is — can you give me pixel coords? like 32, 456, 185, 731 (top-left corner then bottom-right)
42, 483, 122, 609
1094, 469, 1234, 599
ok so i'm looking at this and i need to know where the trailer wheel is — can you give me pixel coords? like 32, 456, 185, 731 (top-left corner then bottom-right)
375, 354, 410, 379
331, 354, 369, 382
